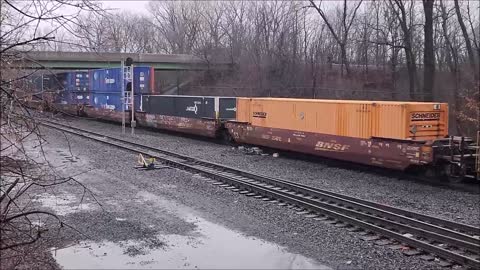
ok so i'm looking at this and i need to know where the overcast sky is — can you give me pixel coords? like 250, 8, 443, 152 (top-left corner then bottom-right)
101, 0, 149, 13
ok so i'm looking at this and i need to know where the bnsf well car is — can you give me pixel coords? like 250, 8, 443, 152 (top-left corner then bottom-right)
24, 69, 480, 181
226, 98, 478, 181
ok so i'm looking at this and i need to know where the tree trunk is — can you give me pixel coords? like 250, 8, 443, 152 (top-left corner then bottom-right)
389, 0, 418, 100
405, 49, 416, 100
422, 0, 435, 101
340, 43, 350, 77
454, 0, 478, 81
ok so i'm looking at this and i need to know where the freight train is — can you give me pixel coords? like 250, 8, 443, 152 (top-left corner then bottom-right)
24, 68, 480, 182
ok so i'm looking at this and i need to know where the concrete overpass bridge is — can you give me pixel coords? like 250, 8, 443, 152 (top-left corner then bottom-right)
15, 51, 232, 70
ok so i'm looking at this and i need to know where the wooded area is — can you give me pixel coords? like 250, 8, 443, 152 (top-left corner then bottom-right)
3, 0, 480, 132
68, 0, 480, 133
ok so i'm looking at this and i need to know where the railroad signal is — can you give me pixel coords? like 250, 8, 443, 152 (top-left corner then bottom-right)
125, 57, 133, 67
121, 58, 135, 135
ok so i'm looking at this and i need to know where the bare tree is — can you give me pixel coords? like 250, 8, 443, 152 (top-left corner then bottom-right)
149, 1, 202, 54
387, 0, 420, 100
454, 0, 479, 81
5, 0, 479, 134
423, 0, 435, 101
309, 0, 363, 77
1, 1, 102, 266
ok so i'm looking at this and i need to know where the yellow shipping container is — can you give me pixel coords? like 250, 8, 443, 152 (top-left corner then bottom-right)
236, 98, 449, 140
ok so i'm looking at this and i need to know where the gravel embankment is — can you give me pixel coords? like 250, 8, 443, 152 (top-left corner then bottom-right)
51, 116, 480, 227
34, 124, 442, 270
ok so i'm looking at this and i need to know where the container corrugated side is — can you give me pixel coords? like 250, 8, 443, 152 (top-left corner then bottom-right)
142, 95, 176, 115
236, 98, 251, 123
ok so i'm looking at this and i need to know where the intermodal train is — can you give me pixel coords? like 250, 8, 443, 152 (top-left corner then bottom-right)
24, 68, 479, 182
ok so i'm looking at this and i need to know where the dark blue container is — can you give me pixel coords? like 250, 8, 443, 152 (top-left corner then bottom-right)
52, 71, 89, 91
66, 71, 89, 91
133, 67, 155, 94
91, 92, 122, 111
69, 91, 90, 105
55, 90, 70, 104
91, 93, 141, 111
89, 66, 154, 94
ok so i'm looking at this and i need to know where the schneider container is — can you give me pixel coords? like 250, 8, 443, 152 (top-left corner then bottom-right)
226, 98, 449, 171
234, 98, 448, 141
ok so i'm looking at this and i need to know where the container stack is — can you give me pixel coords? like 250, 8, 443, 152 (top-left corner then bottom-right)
65, 71, 89, 105
89, 66, 154, 112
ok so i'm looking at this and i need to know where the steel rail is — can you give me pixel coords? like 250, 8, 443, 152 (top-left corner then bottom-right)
41, 120, 480, 268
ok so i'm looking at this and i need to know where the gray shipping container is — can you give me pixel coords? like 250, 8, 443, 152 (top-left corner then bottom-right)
218, 98, 237, 119
141, 95, 236, 120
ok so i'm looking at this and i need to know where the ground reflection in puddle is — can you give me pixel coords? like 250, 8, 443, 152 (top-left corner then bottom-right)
53, 213, 329, 269
53, 189, 330, 269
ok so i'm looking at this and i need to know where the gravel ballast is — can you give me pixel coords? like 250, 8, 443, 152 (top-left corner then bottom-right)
55, 116, 480, 227
28, 123, 448, 270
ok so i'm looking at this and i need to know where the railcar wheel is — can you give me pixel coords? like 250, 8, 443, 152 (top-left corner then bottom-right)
443, 163, 464, 183
424, 166, 441, 179
219, 129, 234, 145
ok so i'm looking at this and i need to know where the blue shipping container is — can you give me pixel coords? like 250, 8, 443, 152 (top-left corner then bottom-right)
54, 71, 89, 91
69, 91, 90, 104
91, 93, 141, 111
55, 91, 89, 105
89, 66, 154, 94
67, 71, 89, 91
55, 90, 69, 104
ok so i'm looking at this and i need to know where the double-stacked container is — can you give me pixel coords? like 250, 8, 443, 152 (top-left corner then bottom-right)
89, 66, 154, 112
65, 71, 90, 105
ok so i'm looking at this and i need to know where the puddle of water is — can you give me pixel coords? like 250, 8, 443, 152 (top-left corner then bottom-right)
53, 214, 328, 269
53, 191, 330, 269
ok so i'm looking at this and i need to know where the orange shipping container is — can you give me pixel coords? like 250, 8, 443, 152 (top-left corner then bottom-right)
235, 98, 448, 141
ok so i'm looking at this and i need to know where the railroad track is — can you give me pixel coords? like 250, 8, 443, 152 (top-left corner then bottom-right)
41, 119, 480, 269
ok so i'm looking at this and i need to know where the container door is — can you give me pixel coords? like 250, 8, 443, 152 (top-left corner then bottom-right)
204, 97, 216, 119
407, 103, 448, 140
251, 101, 266, 126
219, 98, 237, 120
